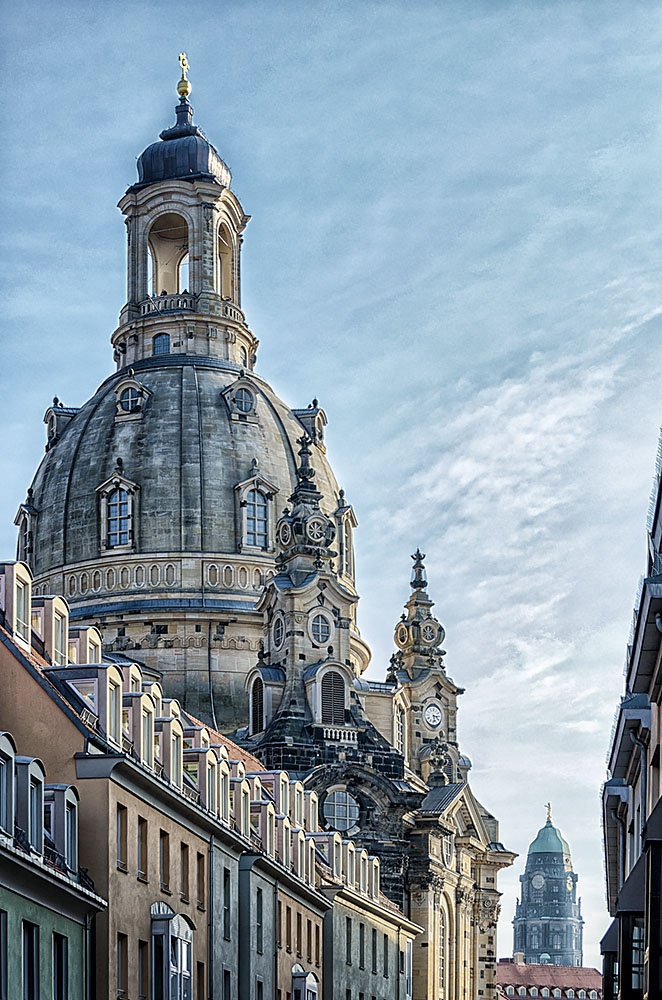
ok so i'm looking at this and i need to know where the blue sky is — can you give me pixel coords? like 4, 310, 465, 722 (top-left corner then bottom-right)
2, 0, 661, 967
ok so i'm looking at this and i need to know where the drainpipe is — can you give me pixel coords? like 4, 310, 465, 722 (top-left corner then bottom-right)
84, 911, 91, 1000
208, 621, 218, 732
208, 835, 214, 1000
611, 809, 626, 889
274, 879, 279, 1000
630, 731, 648, 841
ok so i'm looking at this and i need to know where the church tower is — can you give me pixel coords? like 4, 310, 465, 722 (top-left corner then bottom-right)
18, 59, 357, 728
513, 808, 584, 966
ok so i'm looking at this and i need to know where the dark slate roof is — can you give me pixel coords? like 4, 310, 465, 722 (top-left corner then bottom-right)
134, 98, 231, 189
419, 781, 465, 815
257, 666, 286, 683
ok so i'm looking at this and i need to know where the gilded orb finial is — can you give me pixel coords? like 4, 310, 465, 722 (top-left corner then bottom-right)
177, 52, 191, 99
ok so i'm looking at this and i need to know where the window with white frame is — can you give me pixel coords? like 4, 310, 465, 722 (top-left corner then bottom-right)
246, 490, 267, 547
98, 476, 138, 552
53, 612, 67, 665
15, 579, 29, 641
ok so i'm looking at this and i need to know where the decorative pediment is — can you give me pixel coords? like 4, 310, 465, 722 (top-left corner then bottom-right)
222, 374, 259, 422
96, 469, 140, 499
114, 370, 151, 421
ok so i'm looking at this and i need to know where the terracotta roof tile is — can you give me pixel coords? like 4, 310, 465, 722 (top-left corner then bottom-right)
182, 710, 265, 772
497, 961, 602, 990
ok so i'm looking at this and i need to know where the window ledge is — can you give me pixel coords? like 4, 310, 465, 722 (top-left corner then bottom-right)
137, 874, 149, 884
161, 884, 172, 895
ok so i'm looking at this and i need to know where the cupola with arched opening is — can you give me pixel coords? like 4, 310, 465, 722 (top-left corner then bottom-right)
111, 63, 257, 370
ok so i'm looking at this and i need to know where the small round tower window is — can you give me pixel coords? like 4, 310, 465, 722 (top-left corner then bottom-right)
273, 615, 284, 648
311, 614, 330, 645
120, 388, 140, 412
323, 789, 359, 832
235, 388, 253, 412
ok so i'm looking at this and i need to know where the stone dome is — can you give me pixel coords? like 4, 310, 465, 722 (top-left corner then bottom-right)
135, 97, 231, 189
28, 356, 340, 582
528, 818, 571, 856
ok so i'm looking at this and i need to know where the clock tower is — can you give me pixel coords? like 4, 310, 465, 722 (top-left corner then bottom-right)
513, 807, 584, 966
389, 550, 466, 783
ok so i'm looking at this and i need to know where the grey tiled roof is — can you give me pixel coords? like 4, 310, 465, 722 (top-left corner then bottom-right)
419, 781, 465, 815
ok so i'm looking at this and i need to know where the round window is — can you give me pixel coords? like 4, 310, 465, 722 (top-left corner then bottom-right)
323, 789, 360, 832
311, 613, 331, 645
235, 388, 253, 412
272, 614, 284, 649
120, 387, 140, 412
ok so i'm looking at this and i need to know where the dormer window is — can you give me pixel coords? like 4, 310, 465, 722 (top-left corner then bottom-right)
108, 679, 121, 744
53, 611, 66, 666
0, 734, 15, 835
222, 376, 259, 422
320, 669, 345, 725
29, 776, 42, 850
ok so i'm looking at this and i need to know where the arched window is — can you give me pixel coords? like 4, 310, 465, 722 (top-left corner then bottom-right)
108, 489, 130, 547
217, 224, 233, 299
148, 213, 189, 295
153, 333, 170, 357
120, 387, 141, 412
246, 490, 267, 547
146, 245, 154, 295
395, 706, 405, 754
343, 519, 353, 576
251, 677, 264, 734
439, 908, 446, 996
178, 252, 189, 292
323, 789, 359, 832
321, 670, 345, 725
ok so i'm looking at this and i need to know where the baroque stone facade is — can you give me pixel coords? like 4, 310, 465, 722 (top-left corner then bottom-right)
16, 65, 515, 1000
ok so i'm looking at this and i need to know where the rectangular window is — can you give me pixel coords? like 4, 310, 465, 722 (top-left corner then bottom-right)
109, 682, 121, 743
172, 733, 182, 786
0, 911, 6, 1000
180, 843, 189, 901
371, 928, 377, 973
65, 802, 76, 869
207, 764, 216, 812
223, 971, 231, 1000
159, 830, 169, 891
315, 922, 320, 966
28, 777, 41, 850
138, 817, 148, 879
306, 918, 312, 963
0, 758, 7, 832
223, 867, 231, 939
277, 899, 282, 949
383, 934, 389, 978
256, 888, 264, 954
16, 580, 29, 640
53, 933, 68, 1000
296, 912, 302, 956
116, 804, 127, 871
405, 939, 413, 1000
22, 922, 39, 1000
53, 612, 66, 665
632, 917, 645, 989
286, 906, 292, 952
138, 940, 148, 1000
142, 710, 153, 767
197, 852, 206, 910
346, 917, 352, 965
257, 981, 264, 1000
117, 933, 127, 999
359, 923, 365, 969
196, 962, 205, 1000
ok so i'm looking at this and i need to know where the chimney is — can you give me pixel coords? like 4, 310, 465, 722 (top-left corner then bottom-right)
513, 952, 525, 965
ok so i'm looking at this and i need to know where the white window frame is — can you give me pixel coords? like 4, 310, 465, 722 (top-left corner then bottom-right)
96, 474, 139, 555
235, 474, 279, 553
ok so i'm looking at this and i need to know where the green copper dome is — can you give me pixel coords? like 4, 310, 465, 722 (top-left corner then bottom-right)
528, 818, 571, 855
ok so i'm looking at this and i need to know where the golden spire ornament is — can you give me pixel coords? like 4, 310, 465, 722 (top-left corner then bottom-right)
177, 52, 191, 99
545, 801, 552, 823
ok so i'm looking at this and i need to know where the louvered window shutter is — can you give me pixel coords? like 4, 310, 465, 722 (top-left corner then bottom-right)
251, 677, 264, 732
321, 671, 345, 725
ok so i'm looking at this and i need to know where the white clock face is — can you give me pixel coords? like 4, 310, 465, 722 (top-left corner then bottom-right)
277, 522, 292, 547
532, 874, 545, 889
421, 622, 437, 644
395, 624, 409, 648
306, 516, 327, 542
424, 704, 443, 728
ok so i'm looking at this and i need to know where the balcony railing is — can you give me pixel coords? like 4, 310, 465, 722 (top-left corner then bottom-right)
141, 293, 196, 316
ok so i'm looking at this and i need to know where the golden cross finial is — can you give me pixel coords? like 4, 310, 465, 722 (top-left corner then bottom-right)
177, 52, 191, 99
545, 802, 552, 823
